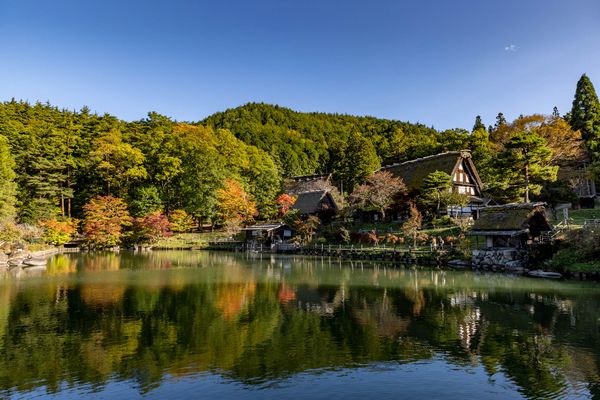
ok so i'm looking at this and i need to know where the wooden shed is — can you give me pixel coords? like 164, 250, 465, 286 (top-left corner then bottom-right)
467, 202, 552, 248
243, 223, 293, 247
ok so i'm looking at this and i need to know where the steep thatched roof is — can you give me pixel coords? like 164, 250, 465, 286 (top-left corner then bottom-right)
285, 174, 333, 195
381, 150, 483, 193
292, 190, 338, 215
469, 203, 552, 235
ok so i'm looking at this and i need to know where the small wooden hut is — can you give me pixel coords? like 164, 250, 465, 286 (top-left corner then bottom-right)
467, 203, 552, 270
243, 223, 293, 248
468, 202, 552, 248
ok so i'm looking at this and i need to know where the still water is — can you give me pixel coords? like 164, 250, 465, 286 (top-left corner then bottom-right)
0, 251, 599, 399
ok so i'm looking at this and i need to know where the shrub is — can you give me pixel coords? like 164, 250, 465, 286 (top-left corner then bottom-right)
431, 215, 455, 227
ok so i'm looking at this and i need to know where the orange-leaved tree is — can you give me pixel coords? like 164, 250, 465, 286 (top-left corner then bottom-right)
39, 218, 78, 246
216, 179, 257, 224
83, 196, 131, 249
275, 193, 296, 217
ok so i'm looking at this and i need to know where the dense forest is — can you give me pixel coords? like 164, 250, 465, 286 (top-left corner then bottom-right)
0, 74, 598, 245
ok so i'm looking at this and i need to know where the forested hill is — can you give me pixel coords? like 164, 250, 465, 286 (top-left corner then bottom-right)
203, 103, 442, 177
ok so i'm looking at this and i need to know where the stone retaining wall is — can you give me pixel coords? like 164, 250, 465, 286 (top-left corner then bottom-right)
472, 247, 528, 271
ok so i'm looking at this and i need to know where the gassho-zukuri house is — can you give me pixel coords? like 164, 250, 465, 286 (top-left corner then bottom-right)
380, 150, 489, 217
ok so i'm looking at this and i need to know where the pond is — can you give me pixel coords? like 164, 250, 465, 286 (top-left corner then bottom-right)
0, 251, 599, 399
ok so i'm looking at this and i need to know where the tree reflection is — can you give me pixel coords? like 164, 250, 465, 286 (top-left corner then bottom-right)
0, 252, 598, 399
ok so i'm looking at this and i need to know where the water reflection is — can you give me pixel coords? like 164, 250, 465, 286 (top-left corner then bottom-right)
0, 251, 599, 399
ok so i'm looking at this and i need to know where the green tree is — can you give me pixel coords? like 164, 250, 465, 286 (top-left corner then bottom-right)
129, 185, 163, 217
569, 74, 600, 158
472, 115, 486, 132
331, 132, 380, 193
90, 129, 147, 196
420, 171, 454, 216
0, 135, 17, 221
499, 131, 558, 203
495, 112, 507, 130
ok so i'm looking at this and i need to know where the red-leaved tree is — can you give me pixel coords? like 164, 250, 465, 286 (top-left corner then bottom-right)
275, 194, 296, 217
131, 211, 172, 245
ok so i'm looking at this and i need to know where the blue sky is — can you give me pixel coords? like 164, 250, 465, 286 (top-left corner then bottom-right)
1, 0, 599, 130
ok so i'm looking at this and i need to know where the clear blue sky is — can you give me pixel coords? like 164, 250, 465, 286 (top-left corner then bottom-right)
1, 0, 599, 130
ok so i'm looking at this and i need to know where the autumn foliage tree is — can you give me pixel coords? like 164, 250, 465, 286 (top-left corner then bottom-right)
168, 209, 194, 233
402, 203, 422, 248
216, 179, 257, 224
350, 171, 406, 221
40, 218, 78, 246
275, 194, 296, 217
130, 211, 172, 245
83, 196, 131, 249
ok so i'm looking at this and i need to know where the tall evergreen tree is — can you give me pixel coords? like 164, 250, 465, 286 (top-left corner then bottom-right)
472, 115, 486, 132
552, 106, 560, 119
569, 74, 600, 158
495, 113, 507, 130
499, 131, 558, 203
0, 135, 17, 221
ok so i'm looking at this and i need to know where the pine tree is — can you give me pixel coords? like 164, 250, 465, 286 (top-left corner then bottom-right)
0, 135, 17, 221
472, 115, 486, 132
569, 74, 600, 159
495, 113, 507, 130
500, 131, 558, 203
552, 106, 560, 119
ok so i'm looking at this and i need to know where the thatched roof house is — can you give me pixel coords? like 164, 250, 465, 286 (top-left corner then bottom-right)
292, 190, 339, 216
285, 174, 333, 195
381, 150, 484, 195
381, 150, 488, 216
468, 202, 552, 248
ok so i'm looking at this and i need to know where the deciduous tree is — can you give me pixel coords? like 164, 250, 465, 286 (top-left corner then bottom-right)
83, 196, 131, 249
40, 218, 78, 246
349, 171, 406, 221
275, 194, 297, 217
402, 203, 422, 248
130, 211, 172, 245
216, 179, 257, 223
168, 209, 194, 233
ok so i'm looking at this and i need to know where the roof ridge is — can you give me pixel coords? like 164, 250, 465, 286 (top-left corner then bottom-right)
381, 150, 470, 170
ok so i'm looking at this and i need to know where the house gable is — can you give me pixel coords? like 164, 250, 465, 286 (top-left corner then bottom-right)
381, 150, 484, 197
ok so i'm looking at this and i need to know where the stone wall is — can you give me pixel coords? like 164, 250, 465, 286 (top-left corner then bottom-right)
472, 247, 528, 271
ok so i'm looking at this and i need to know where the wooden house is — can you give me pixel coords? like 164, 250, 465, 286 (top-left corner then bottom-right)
381, 150, 488, 216
467, 202, 552, 248
292, 190, 339, 218
243, 223, 293, 248
467, 203, 552, 270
